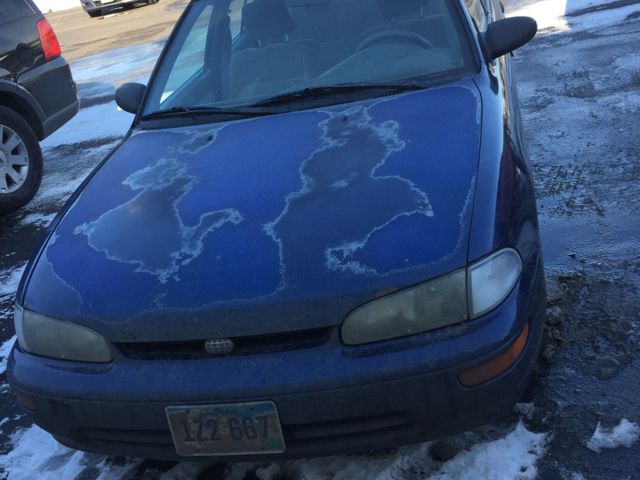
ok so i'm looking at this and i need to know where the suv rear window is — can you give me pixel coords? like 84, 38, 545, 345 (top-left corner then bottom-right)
0, 0, 36, 24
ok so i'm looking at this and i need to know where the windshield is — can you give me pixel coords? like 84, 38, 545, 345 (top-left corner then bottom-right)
143, 0, 475, 116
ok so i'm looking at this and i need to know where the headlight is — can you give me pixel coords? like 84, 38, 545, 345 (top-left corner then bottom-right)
14, 306, 112, 363
468, 248, 522, 319
341, 248, 523, 345
341, 269, 468, 345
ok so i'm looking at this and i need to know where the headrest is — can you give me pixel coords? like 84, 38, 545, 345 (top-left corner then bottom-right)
378, 0, 426, 20
243, 0, 295, 39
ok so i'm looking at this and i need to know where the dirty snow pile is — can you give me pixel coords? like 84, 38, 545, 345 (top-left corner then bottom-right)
0, 337, 16, 374
0, 265, 26, 303
0, 425, 141, 480
0, 265, 25, 374
0, 264, 26, 322
225, 423, 547, 480
0, 422, 547, 480
586, 419, 640, 453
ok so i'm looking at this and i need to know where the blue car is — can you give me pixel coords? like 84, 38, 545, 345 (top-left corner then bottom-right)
9, 0, 545, 461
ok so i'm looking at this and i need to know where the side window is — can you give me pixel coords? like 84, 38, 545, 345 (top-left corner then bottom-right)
1, 0, 35, 24
161, 5, 213, 103
492, 0, 505, 19
229, 0, 243, 38
464, 0, 488, 32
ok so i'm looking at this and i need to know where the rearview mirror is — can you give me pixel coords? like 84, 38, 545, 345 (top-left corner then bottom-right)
484, 17, 537, 60
115, 83, 146, 114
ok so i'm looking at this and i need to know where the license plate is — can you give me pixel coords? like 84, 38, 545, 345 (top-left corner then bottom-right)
165, 401, 286, 456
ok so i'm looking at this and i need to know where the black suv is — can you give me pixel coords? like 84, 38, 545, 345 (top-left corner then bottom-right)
0, 0, 78, 214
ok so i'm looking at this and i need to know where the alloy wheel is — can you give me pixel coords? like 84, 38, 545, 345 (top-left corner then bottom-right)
0, 123, 29, 194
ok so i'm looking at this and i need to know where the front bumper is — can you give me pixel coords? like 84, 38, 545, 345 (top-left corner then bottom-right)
8, 260, 546, 461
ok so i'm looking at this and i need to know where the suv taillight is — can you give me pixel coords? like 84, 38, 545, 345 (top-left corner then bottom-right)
36, 18, 61, 62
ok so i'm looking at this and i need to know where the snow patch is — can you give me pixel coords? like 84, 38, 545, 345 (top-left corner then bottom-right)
0, 264, 27, 302
226, 422, 547, 480
20, 212, 58, 228
586, 419, 640, 452
568, 3, 640, 31
34, 0, 79, 13
508, 0, 570, 31
429, 423, 546, 479
0, 425, 141, 480
71, 41, 163, 90
508, 0, 640, 33
41, 102, 131, 149
0, 336, 16, 374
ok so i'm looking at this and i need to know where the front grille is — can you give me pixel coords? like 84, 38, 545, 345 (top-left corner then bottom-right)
74, 412, 414, 453
115, 327, 333, 360
283, 412, 413, 442
77, 427, 173, 447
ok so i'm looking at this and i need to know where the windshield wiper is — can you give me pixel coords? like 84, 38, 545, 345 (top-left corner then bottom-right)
141, 106, 274, 121
251, 83, 428, 107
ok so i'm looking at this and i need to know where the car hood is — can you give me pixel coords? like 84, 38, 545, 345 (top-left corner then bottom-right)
24, 81, 482, 342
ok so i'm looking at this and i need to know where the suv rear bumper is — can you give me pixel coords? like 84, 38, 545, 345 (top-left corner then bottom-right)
17, 56, 78, 140
41, 98, 79, 139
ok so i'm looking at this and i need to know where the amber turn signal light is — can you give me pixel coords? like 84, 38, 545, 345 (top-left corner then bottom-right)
458, 323, 529, 387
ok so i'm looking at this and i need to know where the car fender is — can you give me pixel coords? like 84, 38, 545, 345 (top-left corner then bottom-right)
468, 66, 541, 268
0, 79, 46, 139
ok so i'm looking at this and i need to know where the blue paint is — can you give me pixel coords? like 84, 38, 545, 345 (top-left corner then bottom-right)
8, 1, 548, 461
23, 82, 484, 340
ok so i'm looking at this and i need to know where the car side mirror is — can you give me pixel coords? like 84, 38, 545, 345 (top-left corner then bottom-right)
115, 83, 146, 114
484, 16, 537, 60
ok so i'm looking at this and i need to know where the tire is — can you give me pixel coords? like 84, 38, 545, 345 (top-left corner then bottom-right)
147, 0, 159, 4
0, 106, 43, 215
88, 9, 102, 17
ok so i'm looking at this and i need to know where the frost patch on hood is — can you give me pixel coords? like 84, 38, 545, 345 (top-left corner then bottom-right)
74, 158, 243, 283
27, 233, 84, 313
178, 125, 228, 154
265, 104, 433, 284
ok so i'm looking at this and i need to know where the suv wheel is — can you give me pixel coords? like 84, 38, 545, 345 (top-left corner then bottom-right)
88, 9, 103, 17
0, 106, 43, 214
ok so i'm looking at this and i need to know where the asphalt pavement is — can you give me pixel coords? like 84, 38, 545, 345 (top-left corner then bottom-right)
46, 0, 189, 61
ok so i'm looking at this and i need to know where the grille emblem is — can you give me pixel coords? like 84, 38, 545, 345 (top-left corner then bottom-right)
204, 338, 235, 355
